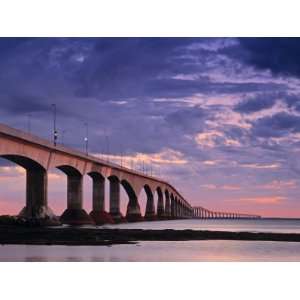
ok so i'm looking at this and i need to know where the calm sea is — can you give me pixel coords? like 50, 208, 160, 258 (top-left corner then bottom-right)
1, 218, 300, 262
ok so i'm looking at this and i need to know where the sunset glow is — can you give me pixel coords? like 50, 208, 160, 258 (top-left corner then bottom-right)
1, 38, 300, 218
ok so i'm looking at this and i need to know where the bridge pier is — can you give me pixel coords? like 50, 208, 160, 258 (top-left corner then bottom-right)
109, 176, 125, 223
89, 173, 113, 225
144, 188, 156, 221
19, 168, 59, 225
126, 195, 142, 222
171, 196, 175, 218
165, 191, 171, 218
175, 200, 179, 218
60, 168, 94, 225
157, 191, 165, 219
175, 199, 180, 218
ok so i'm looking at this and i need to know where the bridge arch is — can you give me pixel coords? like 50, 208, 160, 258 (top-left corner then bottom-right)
156, 187, 164, 218
121, 179, 142, 222
143, 184, 155, 220
107, 175, 122, 221
165, 189, 171, 218
0, 154, 53, 220
170, 193, 175, 218
57, 165, 93, 225
87, 171, 113, 224
174, 196, 179, 218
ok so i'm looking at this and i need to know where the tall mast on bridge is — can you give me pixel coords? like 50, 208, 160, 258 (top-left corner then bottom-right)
52, 104, 58, 146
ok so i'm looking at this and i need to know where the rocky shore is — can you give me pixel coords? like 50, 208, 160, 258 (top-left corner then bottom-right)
1, 225, 300, 246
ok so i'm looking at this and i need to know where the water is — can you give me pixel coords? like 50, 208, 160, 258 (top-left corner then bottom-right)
1, 219, 300, 261
105, 218, 300, 233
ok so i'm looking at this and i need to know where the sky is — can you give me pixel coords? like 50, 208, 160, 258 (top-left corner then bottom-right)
1, 37, 300, 217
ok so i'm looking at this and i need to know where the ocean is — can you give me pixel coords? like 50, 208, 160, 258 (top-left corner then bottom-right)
1, 218, 300, 261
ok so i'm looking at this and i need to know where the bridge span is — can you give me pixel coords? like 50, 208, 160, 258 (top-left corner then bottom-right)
193, 206, 261, 219
0, 123, 194, 225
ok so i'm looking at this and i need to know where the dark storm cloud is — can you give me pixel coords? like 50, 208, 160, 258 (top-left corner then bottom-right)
234, 94, 277, 113
283, 93, 300, 111
252, 112, 300, 138
72, 38, 202, 99
0, 37, 297, 159
165, 106, 207, 133
238, 38, 300, 78
0, 94, 49, 114
145, 78, 286, 99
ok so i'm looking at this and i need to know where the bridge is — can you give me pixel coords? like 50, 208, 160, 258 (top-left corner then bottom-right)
193, 206, 261, 219
0, 123, 261, 225
0, 123, 194, 225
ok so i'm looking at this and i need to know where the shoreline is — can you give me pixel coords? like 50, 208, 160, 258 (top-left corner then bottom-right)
1, 226, 300, 246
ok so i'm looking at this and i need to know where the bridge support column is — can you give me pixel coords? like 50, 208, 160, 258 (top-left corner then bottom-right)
171, 197, 175, 218
126, 196, 142, 222
179, 203, 183, 218
60, 172, 94, 225
175, 201, 179, 218
157, 193, 165, 219
89, 174, 113, 225
109, 177, 125, 223
174, 200, 178, 219
145, 192, 156, 221
19, 169, 59, 225
165, 193, 171, 218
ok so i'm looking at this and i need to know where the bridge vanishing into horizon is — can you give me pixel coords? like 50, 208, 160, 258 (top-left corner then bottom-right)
193, 207, 261, 220
0, 123, 261, 225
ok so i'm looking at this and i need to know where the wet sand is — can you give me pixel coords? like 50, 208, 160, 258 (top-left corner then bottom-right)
2, 225, 300, 245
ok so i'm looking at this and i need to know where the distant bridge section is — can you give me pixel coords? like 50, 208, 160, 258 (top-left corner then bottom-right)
193, 206, 261, 219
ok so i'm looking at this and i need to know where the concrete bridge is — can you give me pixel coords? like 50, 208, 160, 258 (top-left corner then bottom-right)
193, 206, 261, 219
0, 123, 193, 225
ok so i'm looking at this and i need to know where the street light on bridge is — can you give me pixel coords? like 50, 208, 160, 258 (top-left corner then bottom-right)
84, 122, 89, 156
51, 104, 58, 146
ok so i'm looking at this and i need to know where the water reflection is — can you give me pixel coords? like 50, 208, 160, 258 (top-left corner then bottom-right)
2, 219, 300, 261
104, 218, 300, 234
1, 240, 300, 262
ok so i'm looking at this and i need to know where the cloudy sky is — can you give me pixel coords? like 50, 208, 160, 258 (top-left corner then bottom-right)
1, 37, 300, 217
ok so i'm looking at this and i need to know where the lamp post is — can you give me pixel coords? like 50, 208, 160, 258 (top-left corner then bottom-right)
84, 122, 89, 156
52, 104, 58, 146
105, 134, 110, 162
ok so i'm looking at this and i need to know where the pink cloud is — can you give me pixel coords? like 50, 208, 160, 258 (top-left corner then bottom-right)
239, 196, 286, 205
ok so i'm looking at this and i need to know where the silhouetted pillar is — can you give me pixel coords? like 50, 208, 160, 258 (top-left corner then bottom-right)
109, 177, 123, 222
89, 173, 113, 224
92, 175, 105, 211
60, 171, 94, 225
157, 192, 165, 219
171, 196, 175, 218
165, 192, 171, 218
126, 194, 142, 222
18, 168, 55, 225
177, 201, 181, 218
145, 189, 156, 220
176, 200, 180, 218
